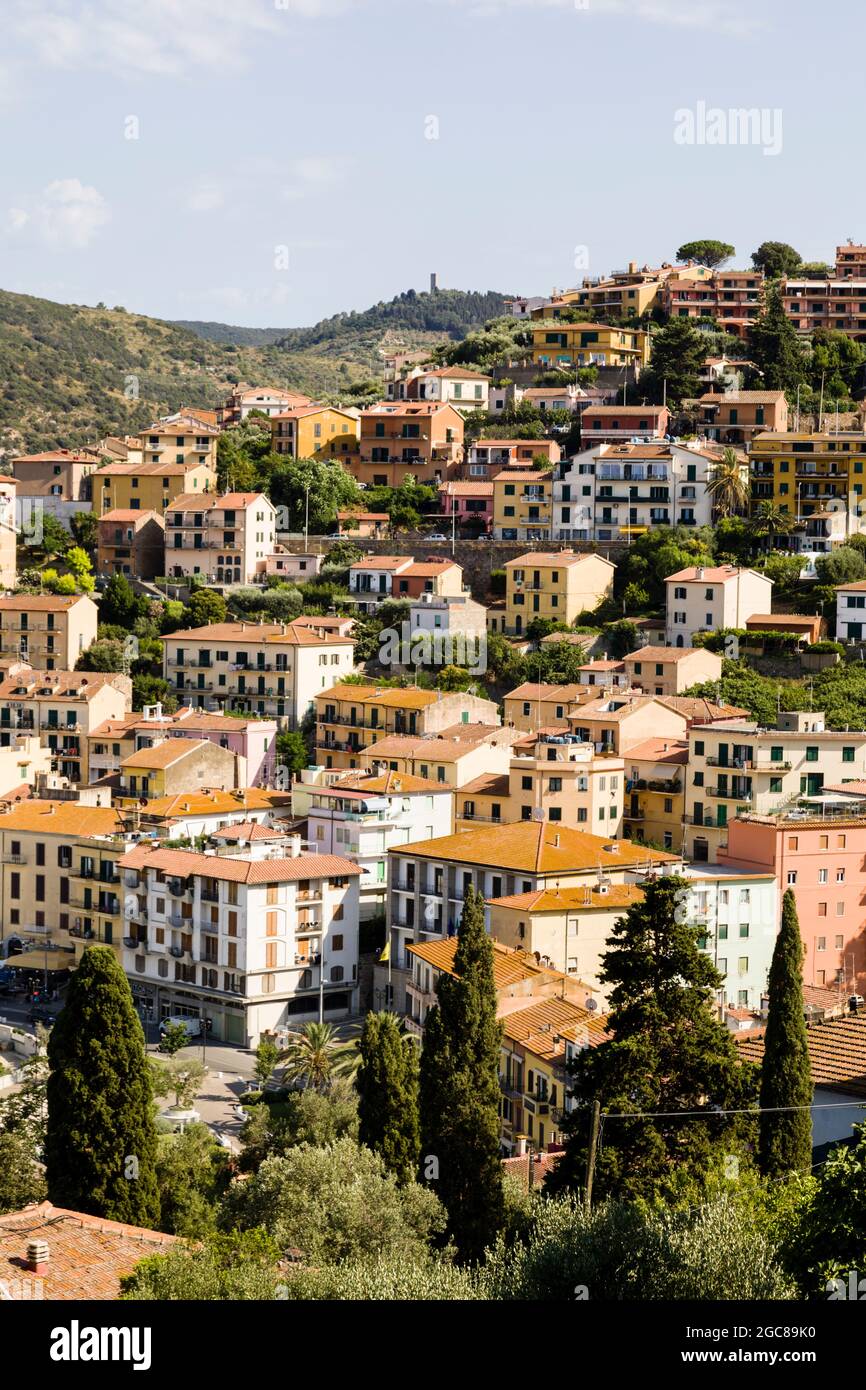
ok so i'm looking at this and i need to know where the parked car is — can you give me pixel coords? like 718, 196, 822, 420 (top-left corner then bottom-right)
159, 1015, 202, 1043
425, 532, 448, 542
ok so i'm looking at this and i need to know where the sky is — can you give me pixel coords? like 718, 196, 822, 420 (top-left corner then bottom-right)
0, 0, 860, 328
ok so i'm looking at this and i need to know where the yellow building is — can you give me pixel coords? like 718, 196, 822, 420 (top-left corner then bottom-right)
456, 733, 625, 837
621, 736, 688, 851
499, 994, 609, 1152
492, 470, 553, 541
96, 459, 217, 517
0, 800, 127, 962
530, 322, 650, 370
487, 882, 642, 986
504, 550, 615, 636
314, 684, 501, 772
271, 405, 360, 462
750, 430, 866, 536
503, 682, 583, 732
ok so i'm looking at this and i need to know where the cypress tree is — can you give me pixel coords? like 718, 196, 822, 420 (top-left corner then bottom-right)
45, 946, 160, 1226
419, 886, 505, 1263
547, 876, 759, 1202
758, 889, 812, 1177
357, 1011, 420, 1183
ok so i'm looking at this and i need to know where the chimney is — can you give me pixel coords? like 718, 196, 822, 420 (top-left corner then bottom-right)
27, 1239, 49, 1275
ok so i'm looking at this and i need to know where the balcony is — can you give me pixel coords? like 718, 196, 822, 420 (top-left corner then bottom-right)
706, 786, 753, 801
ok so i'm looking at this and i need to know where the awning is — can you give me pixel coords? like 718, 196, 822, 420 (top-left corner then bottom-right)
6, 949, 75, 971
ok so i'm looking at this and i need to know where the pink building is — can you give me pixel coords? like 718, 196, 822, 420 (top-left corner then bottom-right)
438, 481, 494, 531
719, 814, 866, 998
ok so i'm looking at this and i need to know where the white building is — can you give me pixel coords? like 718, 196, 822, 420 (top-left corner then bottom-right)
677, 865, 779, 1014
554, 441, 734, 543
164, 492, 277, 585
834, 580, 866, 644
293, 769, 454, 918
409, 593, 488, 650
665, 564, 773, 647
120, 836, 361, 1046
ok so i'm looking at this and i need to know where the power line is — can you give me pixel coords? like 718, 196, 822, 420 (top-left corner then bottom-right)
585, 1099, 865, 1121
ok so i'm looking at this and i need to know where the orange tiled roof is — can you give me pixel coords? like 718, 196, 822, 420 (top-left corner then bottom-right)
736, 1015, 866, 1096
394, 820, 679, 873
121, 844, 361, 883
0, 1202, 176, 1301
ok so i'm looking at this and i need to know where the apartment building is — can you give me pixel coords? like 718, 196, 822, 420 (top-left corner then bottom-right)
354, 402, 464, 488
497, 992, 607, 1153
575, 660, 631, 693
504, 551, 615, 635
622, 736, 688, 851
314, 683, 500, 772
660, 270, 763, 339
487, 882, 643, 992
293, 769, 453, 918
164, 492, 277, 585
113, 737, 240, 804
750, 431, 866, 536
409, 593, 487, 648
347, 555, 412, 612
456, 731, 625, 836
163, 619, 355, 727
270, 405, 359, 462
400, 366, 490, 413
579, 406, 670, 448
492, 470, 553, 541
347, 556, 466, 611
782, 276, 866, 340
0, 667, 130, 783
538, 262, 712, 321
569, 694, 689, 755
380, 820, 679, 1011
137, 416, 219, 470
359, 727, 518, 788
119, 838, 361, 1045
464, 439, 561, 480
0, 800, 127, 959
622, 645, 722, 697
530, 322, 651, 370
720, 813, 866, 997
130, 786, 293, 840
684, 709, 866, 863
95, 459, 216, 517
503, 683, 583, 732
0, 595, 98, 671
11, 449, 97, 501
695, 390, 788, 446
665, 564, 773, 647
677, 865, 780, 1014
87, 706, 276, 787
835, 580, 866, 642
0, 480, 17, 590
554, 441, 733, 542
220, 385, 312, 425
97, 509, 165, 580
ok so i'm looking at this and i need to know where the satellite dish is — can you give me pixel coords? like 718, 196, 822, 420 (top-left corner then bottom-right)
584, 997, 598, 1012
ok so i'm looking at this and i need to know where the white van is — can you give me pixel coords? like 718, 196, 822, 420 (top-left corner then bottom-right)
159, 1015, 202, 1041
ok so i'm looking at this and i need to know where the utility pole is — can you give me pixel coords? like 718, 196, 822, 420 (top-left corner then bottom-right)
584, 1099, 601, 1214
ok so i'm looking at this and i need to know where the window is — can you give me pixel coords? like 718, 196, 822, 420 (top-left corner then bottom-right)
818, 902, 828, 917
843, 746, 855, 763
333, 934, 344, 951
805, 746, 819, 761
787, 871, 797, 885
694, 741, 704, 756
818, 868, 828, 884
739, 923, 749, 937
816, 937, 826, 952
788, 836, 798, 851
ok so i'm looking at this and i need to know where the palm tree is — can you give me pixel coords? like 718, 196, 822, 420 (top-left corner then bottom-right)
749, 499, 794, 551
279, 1022, 358, 1092
707, 446, 749, 517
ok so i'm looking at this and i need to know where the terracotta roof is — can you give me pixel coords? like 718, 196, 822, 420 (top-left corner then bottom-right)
505, 552, 612, 570
13, 450, 97, 464
823, 782, 866, 796
349, 556, 413, 571
490, 884, 643, 912
409, 937, 565, 989
164, 621, 352, 647
400, 561, 460, 578
570, 695, 660, 722
665, 565, 765, 583
835, 580, 866, 593
501, 1153, 560, 1188
505, 682, 582, 703
624, 646, 713, 663
210, 821, 287, 842
492, 470, 553, 483
0, 1202, 176, 1300
438, 482, 494, 497
0, 671, 127, 701
0, 595, 92, 612
329, 770, 447, 795
99, 509, 162, 523
736, 1015, 866, 1096
120, 738, 218, 770
579, 660, 624, 672
744, 614, 818, 629
136, 788, 291, 819
582, 405, 667, 416
317, 684, 441, 709
393, 821, 679, 873
0, 799, 123, 835
362, 734, 493, 763
500, 995, 609, 1056
415, 366, 489, 381
361, 401, 458, 417
337, 510, 389, 520
98, 461, 213, 477
121, 845, 361, 883
659, 697, 750, 722
166, 492, 267, 511
625, 737, 689, 764
698, 391, 785, 404
460, 772, 511, 796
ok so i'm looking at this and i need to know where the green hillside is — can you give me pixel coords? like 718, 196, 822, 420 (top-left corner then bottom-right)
0, 285, 508, 455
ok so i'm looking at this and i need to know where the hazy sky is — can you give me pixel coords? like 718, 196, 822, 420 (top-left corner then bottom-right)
0, 0, 859, 327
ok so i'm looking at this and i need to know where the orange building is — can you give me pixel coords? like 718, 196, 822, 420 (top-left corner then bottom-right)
353, 402, 464, 487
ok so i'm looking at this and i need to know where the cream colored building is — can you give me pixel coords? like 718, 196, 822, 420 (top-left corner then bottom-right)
0, 666, 131, 783
163, 619, 355, 728
622, 736, 688, 852
456, 732, 625, 837
0, 595, 98, 671
0, 480, 17, 590
95, 460, 217, 518
568, 693, 688, 755
119, 837, 361, 1045
314, 683, 500, 772
666, 565, 773, 647
683, 709, 866, 863
359, 727, 519, 788
164, 492, 277, 585
503, 682, 583, 732
138, 415, 219, 470
505, 551, 615, 635
622, 645, 723, 698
